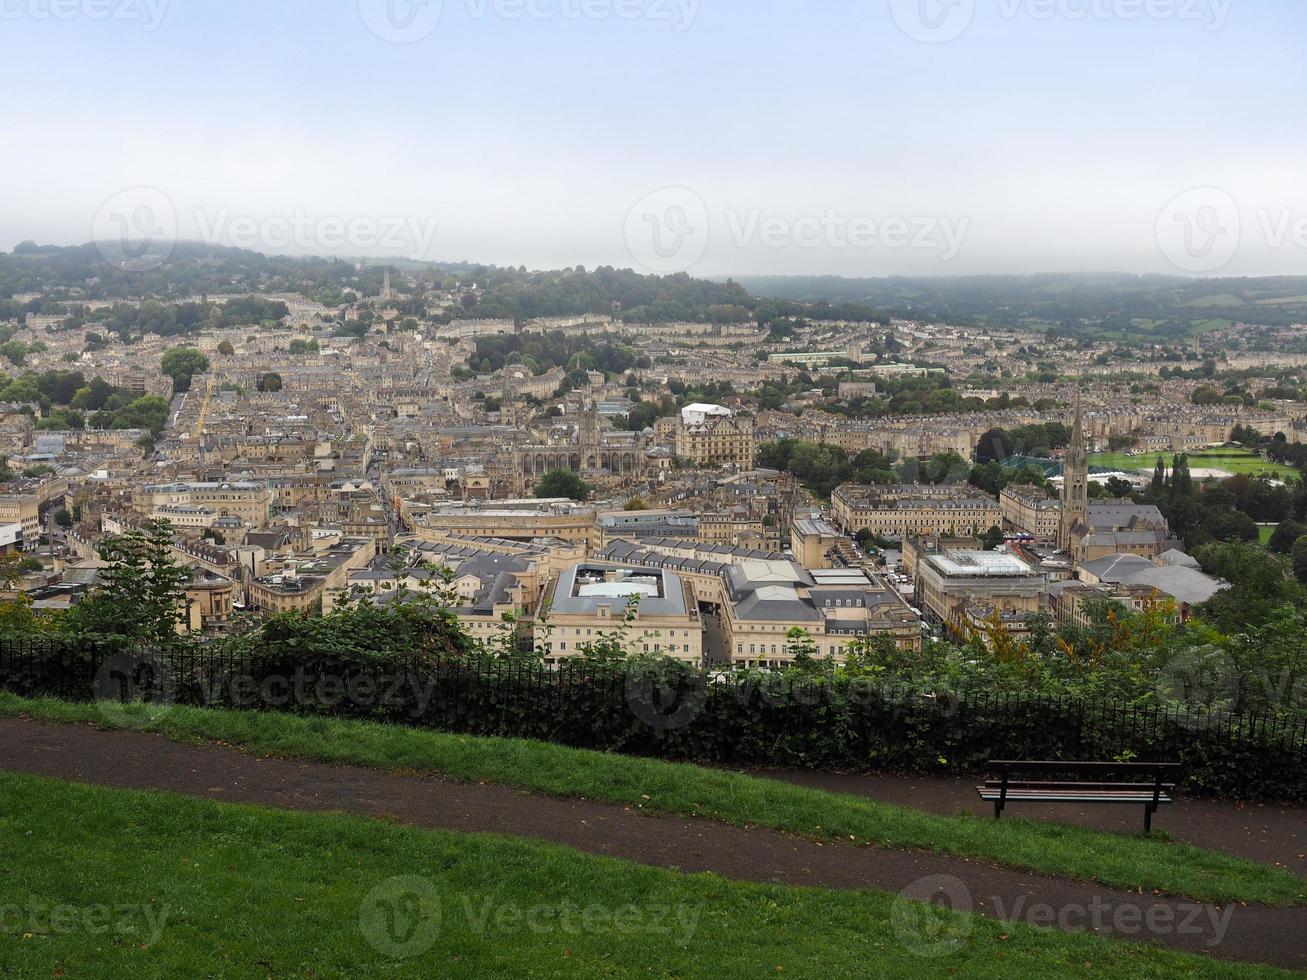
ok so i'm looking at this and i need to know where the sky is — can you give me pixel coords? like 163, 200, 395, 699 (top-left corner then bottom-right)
2, 0, 1306, 279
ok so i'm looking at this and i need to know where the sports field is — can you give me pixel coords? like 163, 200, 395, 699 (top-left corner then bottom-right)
1089, 450, 1297, 480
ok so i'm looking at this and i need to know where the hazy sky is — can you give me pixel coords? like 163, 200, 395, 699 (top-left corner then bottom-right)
3, 0, 1306, 278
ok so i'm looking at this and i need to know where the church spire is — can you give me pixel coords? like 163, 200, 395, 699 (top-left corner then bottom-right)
1059, 390, 1089, 556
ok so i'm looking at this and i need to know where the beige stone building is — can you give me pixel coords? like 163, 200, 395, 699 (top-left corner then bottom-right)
915, 548, 1047, 642
540, 564, 703, 665
674, 412, 756, 470
138, 482, 274, 526
832, 484, 1001, 540
1000, 485, 1060, 542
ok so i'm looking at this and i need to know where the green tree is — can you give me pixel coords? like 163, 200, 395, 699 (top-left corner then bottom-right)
1268, 519, 1306, 555
160, 347, 210, 393
257, 372, 284, 393
1294, 538, 1307, 585
1150, 456, 1167, 495
981, 525, 1005, 550
64, 520, 192, 644
534, 469, 590, 502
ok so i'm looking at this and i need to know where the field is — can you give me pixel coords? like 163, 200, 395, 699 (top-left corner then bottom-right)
1089, 449, 1298, 480
0, 771, 1291, 979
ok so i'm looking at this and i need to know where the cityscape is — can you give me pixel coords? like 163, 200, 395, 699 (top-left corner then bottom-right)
2, 1, 1307, 978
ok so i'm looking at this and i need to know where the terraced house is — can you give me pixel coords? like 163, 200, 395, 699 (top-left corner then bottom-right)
831, 483, 1001, 541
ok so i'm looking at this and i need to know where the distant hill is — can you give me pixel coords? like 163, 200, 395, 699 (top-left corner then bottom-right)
731, 273, 1307, 342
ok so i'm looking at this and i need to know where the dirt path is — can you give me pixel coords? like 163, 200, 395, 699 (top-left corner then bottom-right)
755, 768, 1307, 877
1, 716, 1305, 971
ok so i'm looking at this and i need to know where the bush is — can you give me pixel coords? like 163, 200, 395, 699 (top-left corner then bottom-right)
3, 638, 1304, 801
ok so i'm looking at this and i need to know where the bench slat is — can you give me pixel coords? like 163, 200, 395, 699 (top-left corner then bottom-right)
978, 790, 1172, 804
982, 789, 1176, 794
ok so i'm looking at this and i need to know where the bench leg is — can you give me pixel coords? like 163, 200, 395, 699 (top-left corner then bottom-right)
1145, 805, 1154, 833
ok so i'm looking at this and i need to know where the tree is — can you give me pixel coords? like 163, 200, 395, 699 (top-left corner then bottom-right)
534, 469, 590, 502
257, 372, 284, 393
52, 507, 73, 528
1150, 457, 1167, 495
1294, 538, 1307, 585
1268, 519, 1306, 555
217, 340, 235, 356
1104, 477, 1134, 499
64, 520, 192, 644
981, 525, 1005, 551
160, 347, 210, 393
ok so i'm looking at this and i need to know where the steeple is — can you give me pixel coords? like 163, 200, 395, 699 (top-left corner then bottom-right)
1058, 391, 1089, 555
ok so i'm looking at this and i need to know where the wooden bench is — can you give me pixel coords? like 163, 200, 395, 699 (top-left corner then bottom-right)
977, 760, 1181, 832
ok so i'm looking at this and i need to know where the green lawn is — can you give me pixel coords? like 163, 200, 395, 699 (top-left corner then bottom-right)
1260, 525, 1277, 546
3, 694, 1301, 908
0, 772, 1288, 979
1090, 450, 1297, 480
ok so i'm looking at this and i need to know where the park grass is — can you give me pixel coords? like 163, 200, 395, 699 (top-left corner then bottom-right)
1089, 450, 1297, 480
1260, 525, 1277, 546
2, 693, 1303, 909
0, 771, 1289, 979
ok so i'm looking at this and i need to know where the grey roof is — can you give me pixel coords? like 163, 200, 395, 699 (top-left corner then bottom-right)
1086, 502, 1167, 531
1081, 554, 1225, 606
1081, 554, 1156, 580
550, 564, 690, 618
1159, 549, 1201, 569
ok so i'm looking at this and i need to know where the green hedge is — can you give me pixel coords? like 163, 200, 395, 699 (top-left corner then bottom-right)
3, 638, 1305, 801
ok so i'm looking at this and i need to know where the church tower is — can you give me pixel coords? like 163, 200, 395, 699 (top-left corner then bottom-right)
1059, 392, 1089, 554
500, 370, 518, 428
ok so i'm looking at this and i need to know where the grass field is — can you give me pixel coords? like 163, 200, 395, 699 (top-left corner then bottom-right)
0, 772, 1289, 979
1089, 450, 1297, 480
4, 694, 1301, 908
1260, 525, 1277, 546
